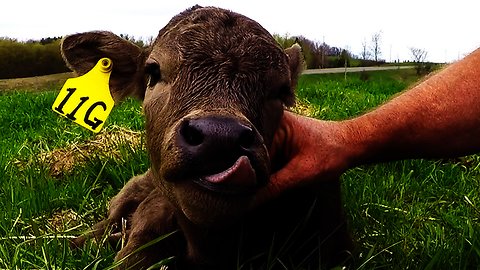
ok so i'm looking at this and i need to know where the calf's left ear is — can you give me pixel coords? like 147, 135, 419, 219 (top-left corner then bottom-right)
284, 44, 304, 107
61, 31, 148, 102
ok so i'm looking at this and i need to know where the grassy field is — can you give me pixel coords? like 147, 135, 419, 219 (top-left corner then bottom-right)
1, 69, 479, 269
0, 72, 72, 93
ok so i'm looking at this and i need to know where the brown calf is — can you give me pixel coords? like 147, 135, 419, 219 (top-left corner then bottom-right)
63, 6, 351, 269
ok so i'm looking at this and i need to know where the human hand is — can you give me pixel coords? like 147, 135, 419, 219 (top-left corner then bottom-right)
254, 111, 353, 205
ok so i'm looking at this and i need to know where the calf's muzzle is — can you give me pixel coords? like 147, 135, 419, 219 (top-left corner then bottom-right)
176, 115, 264, 193
179, 116, 256, 154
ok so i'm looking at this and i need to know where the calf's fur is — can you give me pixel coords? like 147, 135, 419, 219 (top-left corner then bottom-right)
64, 6, 351, 269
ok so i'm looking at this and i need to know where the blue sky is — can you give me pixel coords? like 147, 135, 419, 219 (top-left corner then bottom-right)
2, 0, 478, 63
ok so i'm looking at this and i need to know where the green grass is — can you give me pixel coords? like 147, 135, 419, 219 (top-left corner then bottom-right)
0, 69, 479, 269
295, 70, 480, 269
294, 69, 421, 120
0, 90, 147, 268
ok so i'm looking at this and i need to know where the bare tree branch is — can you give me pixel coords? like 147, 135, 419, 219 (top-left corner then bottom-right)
361, 38, 370, 60
410, 47, 428, 63
370, 31, 382, 62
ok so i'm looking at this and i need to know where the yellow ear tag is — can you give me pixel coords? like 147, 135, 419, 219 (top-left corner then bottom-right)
52, 58, 114, 133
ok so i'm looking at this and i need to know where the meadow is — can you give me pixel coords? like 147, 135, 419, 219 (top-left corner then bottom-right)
0, 69, 479, 269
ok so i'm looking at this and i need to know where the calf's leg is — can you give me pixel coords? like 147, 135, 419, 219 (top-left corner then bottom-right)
71, 170, 156, 248
114, 189, 181, 269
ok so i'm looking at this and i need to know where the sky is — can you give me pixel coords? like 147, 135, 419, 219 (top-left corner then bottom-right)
2, 0, 478, 63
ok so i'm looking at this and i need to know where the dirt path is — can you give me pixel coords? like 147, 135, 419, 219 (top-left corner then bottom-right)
303, 65, 415, 75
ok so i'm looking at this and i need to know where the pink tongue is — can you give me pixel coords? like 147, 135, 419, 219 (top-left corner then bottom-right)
203, 156, 256, 187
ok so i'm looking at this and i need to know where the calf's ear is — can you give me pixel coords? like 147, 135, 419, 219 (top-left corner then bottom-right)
61, 31, 148, 102
284, 43, 304, 107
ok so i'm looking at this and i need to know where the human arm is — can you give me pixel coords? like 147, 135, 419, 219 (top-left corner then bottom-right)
351, 48, 480, 163
259, 48, 480, 202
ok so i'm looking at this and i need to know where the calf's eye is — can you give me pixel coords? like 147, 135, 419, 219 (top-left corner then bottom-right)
145, 59, 161, 88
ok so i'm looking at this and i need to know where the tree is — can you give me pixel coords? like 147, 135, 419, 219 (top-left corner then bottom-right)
340, 49, 351, 80
273, 33, 296, 49
370, 31, 382, 63
145, 36, 155, 47
410, 47, 428, 63
410, 47, 429, 75
296, 36, 322, 69
361, 38, 370, 60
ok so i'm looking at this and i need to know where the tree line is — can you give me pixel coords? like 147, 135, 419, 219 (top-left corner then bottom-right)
0, 37, 69, 79
1, 33, 429, 79
0, 35, 150, 80
274, 33, 385, 69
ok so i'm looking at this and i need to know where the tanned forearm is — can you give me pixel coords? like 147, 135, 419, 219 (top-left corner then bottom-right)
259, 48, 480, 202
344, 48, 480, 166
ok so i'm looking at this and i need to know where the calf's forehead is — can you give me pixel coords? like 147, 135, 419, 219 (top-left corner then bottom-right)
155, 7, 272, 44
150, 7, 288, 70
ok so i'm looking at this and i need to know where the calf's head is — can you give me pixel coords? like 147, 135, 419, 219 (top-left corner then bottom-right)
61, 6, 303, 226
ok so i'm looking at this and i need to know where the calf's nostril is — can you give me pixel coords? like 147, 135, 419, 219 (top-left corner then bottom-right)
180, 121, 204, 146
238, 127, 255, 149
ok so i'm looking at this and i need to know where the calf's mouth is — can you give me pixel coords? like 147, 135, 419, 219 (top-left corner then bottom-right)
193, 155, 257, 195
